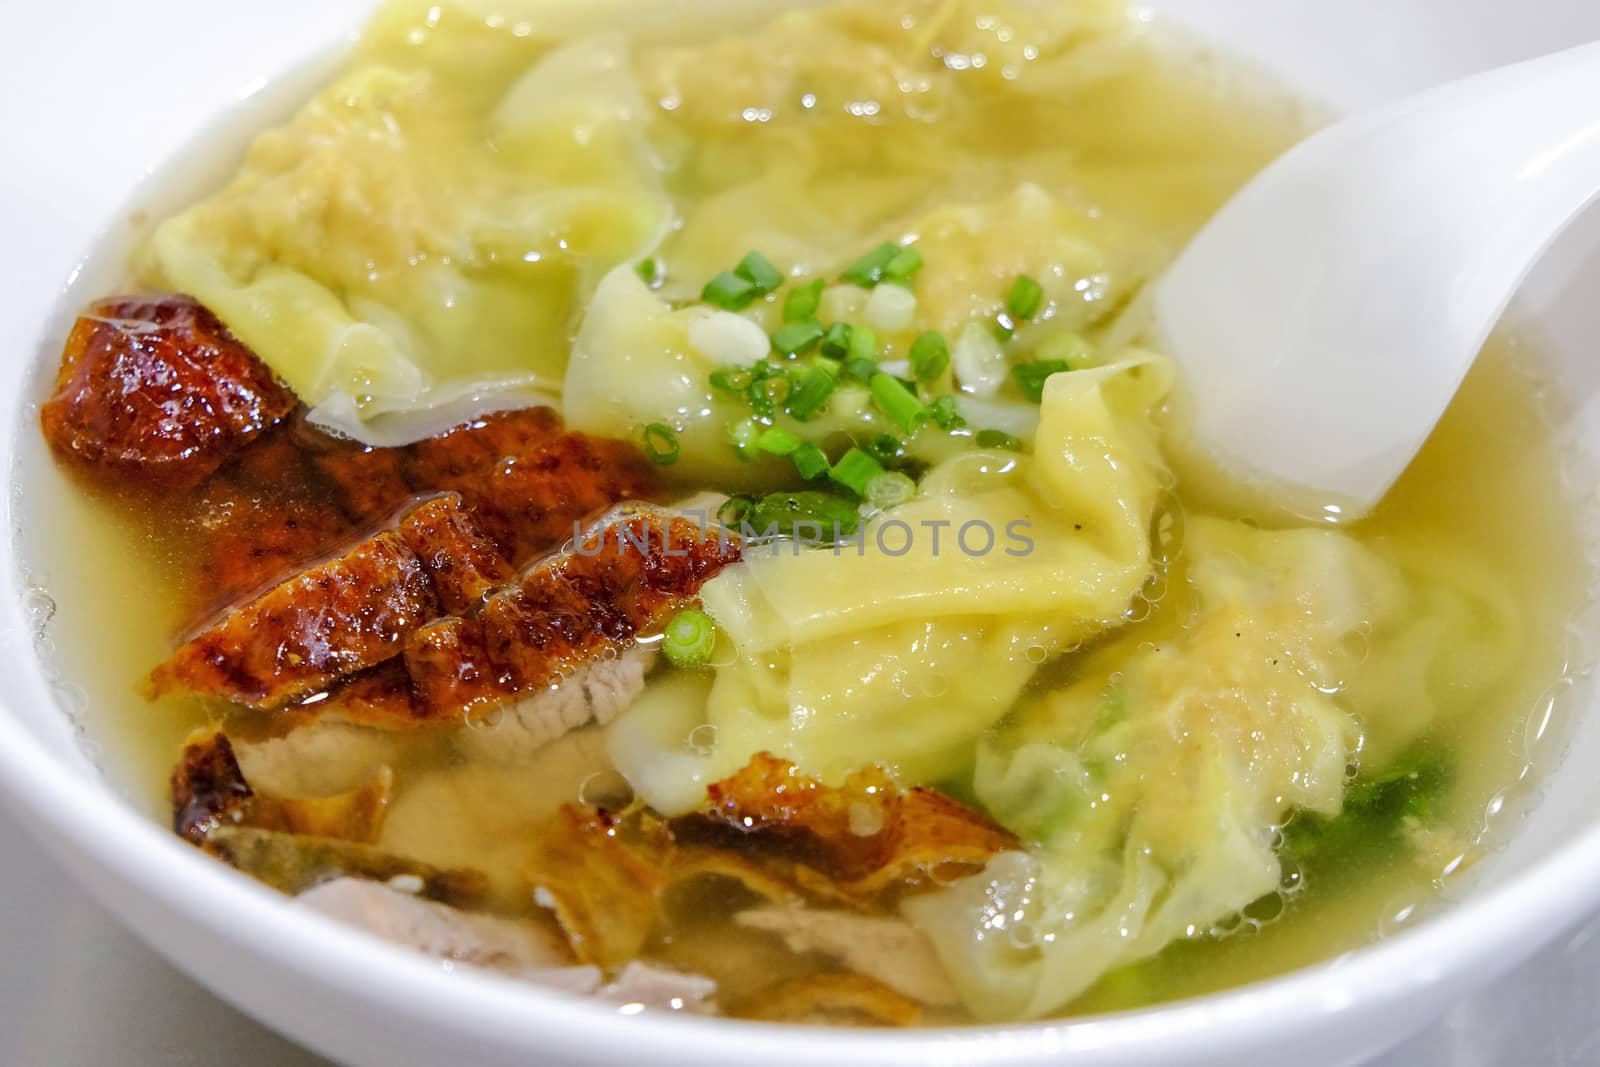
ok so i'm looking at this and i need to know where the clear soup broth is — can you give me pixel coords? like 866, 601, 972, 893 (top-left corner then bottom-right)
14, 0, 1589, 1027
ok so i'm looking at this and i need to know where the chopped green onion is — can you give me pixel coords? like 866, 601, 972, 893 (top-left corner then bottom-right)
662, 609, 718, 668
742, 491, 861, 540
929, 394, 965, 429
841, 241, 902, 288
783, 278, 825, 323
1035, 331, 1094, 366
736, 251, 785, 295
787, 363, 837, 421
843, 357, 878, 383
865, 471, 917, 510
718, 495, 754, 526
642, 422, 680, 465
870, 373, 929, 434
757, 426, 803, 456
829, 447, 886, 498
791, 442, 831, 480
1007, 274, 1045, 320
772, 319, 825, 357
865, 433, 904, 465
976, 429, 1024, 451
727, 417, 762, 459
636, 258, 663, 287
820, 321, 853, 360
709, 365, 754, 397
992, 313, 1017, 343
883, 246, 925, 284
847, 323, 880, 362
703, 271, 759, 310
1013, 359, 1071, 403
909, 330, 950, 382
748, 374, 791, 419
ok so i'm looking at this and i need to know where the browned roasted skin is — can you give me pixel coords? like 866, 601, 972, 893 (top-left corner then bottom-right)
152, 531, 438, 709
397, 495, 516, 616
402, 508, 742, 721
41, 295, 295, 487
171, 729, 392, 846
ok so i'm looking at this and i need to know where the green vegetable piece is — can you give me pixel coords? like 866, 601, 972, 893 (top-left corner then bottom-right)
1013, 359, 1071, 403
756, 426, 804, 456
717, 495, 754, 526
783, 278, 825, 323
865, 433, 903, 464
847, 323, 880, 362
929, 394, 965, 429
787, 362, 837, 421
992, 313, 1017, 344
909, 330, 950, 382
828, 447, 886, 498
703, 271, 759, 310
635, 258, 663, 288
820, 321, 853, 360
791, 442, 831, 480
883, 245, 924, 283
975, 429, 1024, 451
662, 609, 718, 669
742, 490, 861, 540
736, 251, 785, 295
1007, 274, 1045, 319
709, 365, 754, 397
843, 357, 878, 383
841, 241, 902, 288
865, 470, 916, 509
642, 422, 679, 465
869, 373, 929, 434
726, 417, 762, 460
772, 319, 825, 357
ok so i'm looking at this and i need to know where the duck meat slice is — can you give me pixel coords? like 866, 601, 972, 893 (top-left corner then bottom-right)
151, 525, 438, 709
41, 295, 295, 487
155, 494, 525, 709
405, 507, 741, 719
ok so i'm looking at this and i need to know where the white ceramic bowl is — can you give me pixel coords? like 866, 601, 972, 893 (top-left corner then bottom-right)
4, 3, 1600, 1065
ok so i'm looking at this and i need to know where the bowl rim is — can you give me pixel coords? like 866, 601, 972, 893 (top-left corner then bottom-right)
4, 1, 1600, 1061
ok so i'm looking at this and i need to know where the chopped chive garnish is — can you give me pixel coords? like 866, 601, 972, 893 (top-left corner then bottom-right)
736, 251, 785, 295
748, 374, 791, 419
791, 442, 831, 480
636, 258, 663, 287
1007, 274, 1045, 320
843, 357, 878, 383
865, 471, 917, 510
727, 418, 762, 459
909, 330, 950, 382
642, 422, 679, 465
976, 429, 1024, 451
992, 313, 1017, 343
787, 363, 837, 421
820, 322, 853, 360
757, 427, 804, 456
1013, 359, 1071, 403
829, 447, 886, 497
772, 319, 825, 357
784, 278, 825, 323
929, 394, 965, 429
847, 323, 880, 362
709, 366, 754, 397
842, 241, 902, 288
743, 491, 861, 539
703, 271, 759, 310
869, 373, 929, 434
663, 608, 718, 669
718, 495, 754, 526
883, 246, 924, 284
865, 433, 903, 465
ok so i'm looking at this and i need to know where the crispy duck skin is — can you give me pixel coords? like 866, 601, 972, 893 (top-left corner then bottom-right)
320, 507, 742, 729
41, 295, 296, 487
194, 408, 659, 610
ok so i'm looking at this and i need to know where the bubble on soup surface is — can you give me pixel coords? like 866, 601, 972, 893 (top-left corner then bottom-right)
578, 768, 635, 809
685, 722, 718, 755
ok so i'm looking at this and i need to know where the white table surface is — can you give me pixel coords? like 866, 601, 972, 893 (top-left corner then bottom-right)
0, 803, 1595, 1067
